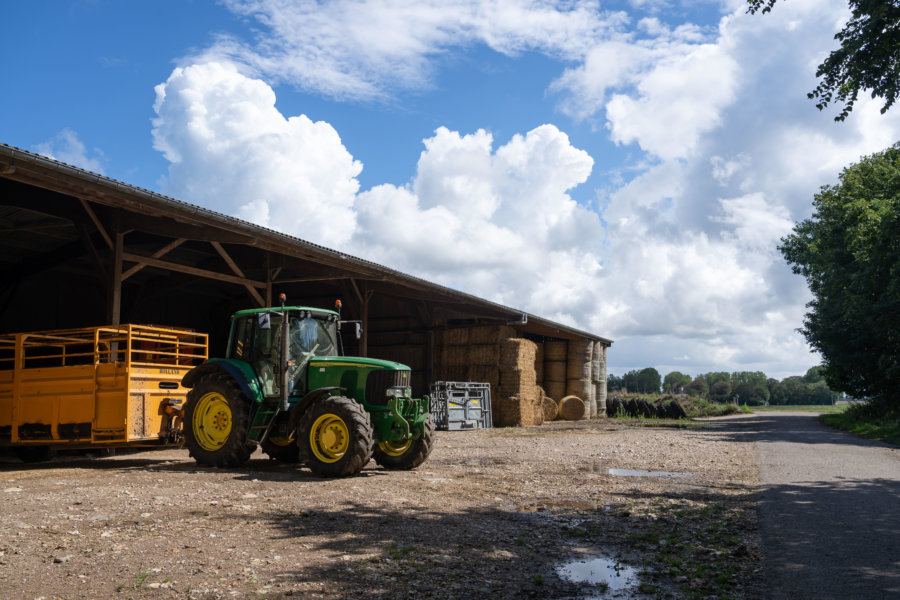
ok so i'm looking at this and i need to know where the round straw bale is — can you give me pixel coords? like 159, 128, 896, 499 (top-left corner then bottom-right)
541, 396, 558, 421
544, 341, 567, 361
544, 360, 566, 382
544, 380, 565, 400
638, 399, 655, 418
566, 339, 593, 379
558, 395, 585, 421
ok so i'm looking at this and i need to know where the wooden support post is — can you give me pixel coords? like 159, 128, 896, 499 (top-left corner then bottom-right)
107, 231, 124, 326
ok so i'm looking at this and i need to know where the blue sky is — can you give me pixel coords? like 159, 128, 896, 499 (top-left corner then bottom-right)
4, 0, 899, 380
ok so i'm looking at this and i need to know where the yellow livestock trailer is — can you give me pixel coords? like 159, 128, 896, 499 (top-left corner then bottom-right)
0, 325, 207, 460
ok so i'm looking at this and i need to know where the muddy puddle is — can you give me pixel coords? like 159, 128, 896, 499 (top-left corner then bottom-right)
608, 468, 695, 478
556, 555, 640, 596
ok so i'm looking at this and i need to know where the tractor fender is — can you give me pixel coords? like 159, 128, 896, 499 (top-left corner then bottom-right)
181, 359, 264, 404
288, 387, 346, 430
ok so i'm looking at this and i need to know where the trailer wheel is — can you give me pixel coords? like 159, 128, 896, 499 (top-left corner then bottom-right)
261, 435, 300, 463
297, 396, 373, 477
184, 373, 253, 468
374, 414, 435, 471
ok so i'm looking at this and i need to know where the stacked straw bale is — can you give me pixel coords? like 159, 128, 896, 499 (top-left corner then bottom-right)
566, 338, 594, 419
592, 341, 607, 418
543, 340, 567, 401
494, 338, 540, 426
535, 342, 544, 387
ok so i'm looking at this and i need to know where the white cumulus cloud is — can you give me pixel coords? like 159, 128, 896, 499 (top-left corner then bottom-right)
202, 0, 626, 100
152, 62, 362, 247
35, 128, 106, 174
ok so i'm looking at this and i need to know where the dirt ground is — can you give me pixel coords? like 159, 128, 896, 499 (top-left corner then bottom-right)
0, 419, 761, 599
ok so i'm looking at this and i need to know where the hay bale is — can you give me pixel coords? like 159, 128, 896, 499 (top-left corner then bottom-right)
533, 400, 545, 426
443, 344, 470, 367
469, 325, 516, 344
594, 382, 607, 418
542, 396, 558, 421
544, 380, 565, 400
466, 366, 499, 388
558, 395, 586, 421
566, 378, 594, 403
500, 338, 537, 370
638, 399, 655, 418
544, 360, 566, 382
535, 343, 544, 385
443, 328, 470, 345
545, 340, 567, 361
437, 366, 468, 382
566, 339, 593, 380
467, 344, 501, 366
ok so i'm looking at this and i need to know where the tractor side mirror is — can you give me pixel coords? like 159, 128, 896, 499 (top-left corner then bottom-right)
354, 322, 362, 340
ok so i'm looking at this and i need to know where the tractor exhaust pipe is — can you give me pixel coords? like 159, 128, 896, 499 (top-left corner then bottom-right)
280, 293, 290, 412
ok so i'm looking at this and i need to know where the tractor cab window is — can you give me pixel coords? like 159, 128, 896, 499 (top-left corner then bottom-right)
286, 317, 336, 394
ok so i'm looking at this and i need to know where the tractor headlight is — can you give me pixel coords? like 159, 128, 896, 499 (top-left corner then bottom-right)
386, 386, 410, 399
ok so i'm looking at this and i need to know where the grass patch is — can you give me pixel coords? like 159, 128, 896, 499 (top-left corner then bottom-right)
678, 397, 751, 418
820, 402, 900, 446
754, 404, 846, 413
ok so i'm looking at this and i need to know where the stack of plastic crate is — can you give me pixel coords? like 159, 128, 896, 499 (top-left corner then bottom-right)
429, 381, 492, 431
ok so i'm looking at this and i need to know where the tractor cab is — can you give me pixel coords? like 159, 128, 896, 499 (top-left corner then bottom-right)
226, 307, 338, 399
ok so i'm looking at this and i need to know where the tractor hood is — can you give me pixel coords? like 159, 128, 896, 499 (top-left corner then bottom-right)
309, 356, 410, 371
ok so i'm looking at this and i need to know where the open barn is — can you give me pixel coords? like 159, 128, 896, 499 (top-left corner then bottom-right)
0, 143, 611, 427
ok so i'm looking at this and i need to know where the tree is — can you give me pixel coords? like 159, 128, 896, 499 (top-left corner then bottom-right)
623, 368, 661, 394
748, 1, 900, 121
780, 144, 900, 408
607, 374, 625, 392
664, 371, 692, 394
686, 376, 709, 397
710, 380, 733, 403
731, 371, 771, 406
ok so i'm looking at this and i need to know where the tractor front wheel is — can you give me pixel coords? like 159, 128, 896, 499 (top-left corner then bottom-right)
297, 396, 373, 477
373, 415, 435, 470
184, 373, 254, 468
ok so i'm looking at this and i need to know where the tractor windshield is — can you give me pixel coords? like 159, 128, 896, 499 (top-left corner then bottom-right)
285, 315, 336, 395
228, 311, 337, 398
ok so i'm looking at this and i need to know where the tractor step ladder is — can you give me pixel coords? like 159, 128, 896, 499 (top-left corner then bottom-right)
248, 403, 280, 443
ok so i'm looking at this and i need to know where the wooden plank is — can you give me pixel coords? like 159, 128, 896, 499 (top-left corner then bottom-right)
121, 238, 185, 281
121, 252, 266, 288
211, 241, 265, 307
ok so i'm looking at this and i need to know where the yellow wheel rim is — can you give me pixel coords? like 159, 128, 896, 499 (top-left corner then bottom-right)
269, 435, 295, 447
309, 413, 349, 463
193, 391, 232, 451
378, 439, 412, 457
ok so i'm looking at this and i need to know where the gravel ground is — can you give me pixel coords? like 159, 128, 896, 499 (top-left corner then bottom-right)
0, 419, 761, 599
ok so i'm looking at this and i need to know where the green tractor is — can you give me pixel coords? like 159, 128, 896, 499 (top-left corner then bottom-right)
180, 296, 434, 477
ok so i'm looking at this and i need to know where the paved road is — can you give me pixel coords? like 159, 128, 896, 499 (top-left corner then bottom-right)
751, 412, 900, 599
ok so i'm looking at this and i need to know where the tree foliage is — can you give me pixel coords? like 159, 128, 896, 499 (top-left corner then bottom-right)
663, 371, 692, 394
608, 366, 839, 405
780, 144, 900, 406
623, 368, 662, 394
748, 1, 900, 120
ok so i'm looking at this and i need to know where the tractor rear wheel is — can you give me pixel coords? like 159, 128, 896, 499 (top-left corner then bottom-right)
373, 415, 435, 470
261, 434, 300, 463
184, 373, 254, 468
297, 395, 373, 477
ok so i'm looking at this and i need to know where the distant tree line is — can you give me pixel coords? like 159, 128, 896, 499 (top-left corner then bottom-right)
607, 366, 840, 406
